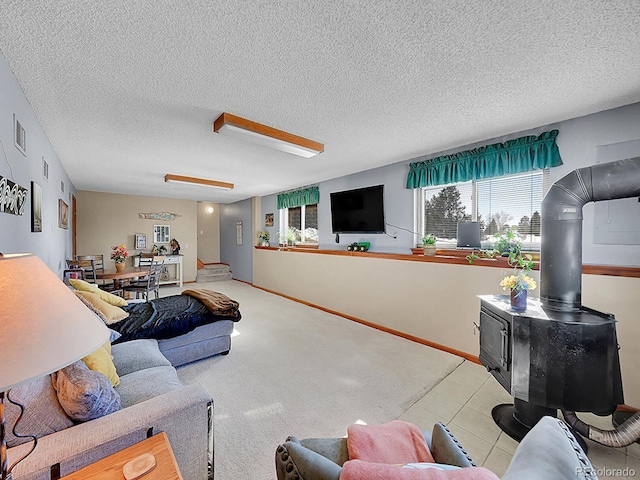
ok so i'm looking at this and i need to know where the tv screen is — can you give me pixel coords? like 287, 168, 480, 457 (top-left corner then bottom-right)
330, 185, 385, 234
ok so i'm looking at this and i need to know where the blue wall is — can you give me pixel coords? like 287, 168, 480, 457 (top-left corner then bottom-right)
219, 198, 253, 282
0, 52, 76, 274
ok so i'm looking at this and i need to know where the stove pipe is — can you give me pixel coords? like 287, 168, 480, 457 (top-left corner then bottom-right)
540, 157, 640, 312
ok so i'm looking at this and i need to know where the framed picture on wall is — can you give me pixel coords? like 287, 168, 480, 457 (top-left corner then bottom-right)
236, 221, 243, 245
265, 213, 274, 227
58, 199, 69, 229
135, 233, 147, 249
153, 225, 170, 243
31, 181, 42, 232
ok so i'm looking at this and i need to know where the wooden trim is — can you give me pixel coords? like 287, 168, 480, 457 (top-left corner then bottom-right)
213, 112, 324, 154
164, 173, 234, 190
255, 246, 640, 278
197, 258, 205, 270
249, 282, 480, 364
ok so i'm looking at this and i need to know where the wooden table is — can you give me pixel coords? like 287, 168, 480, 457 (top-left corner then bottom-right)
62, 432, 183, 479
96, 266, 150, 289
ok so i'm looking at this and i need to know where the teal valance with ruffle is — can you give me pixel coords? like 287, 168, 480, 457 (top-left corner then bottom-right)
277, 186, 319, 209
406, 130, 562, 189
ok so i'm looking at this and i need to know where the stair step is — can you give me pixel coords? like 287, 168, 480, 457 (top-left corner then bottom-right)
196, 271, 232, 283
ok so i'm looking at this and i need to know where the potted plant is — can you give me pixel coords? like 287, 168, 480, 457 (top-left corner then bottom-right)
110, 244, 129, 272
257, 230, 270, 246
492, 228, 522, 257
275, 227, 297, 248
500, 253, 536, 311
422, 234, 437, 256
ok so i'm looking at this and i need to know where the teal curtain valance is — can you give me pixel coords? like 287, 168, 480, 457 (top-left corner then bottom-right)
277, 186, 319, 209
406, 130, 562, 189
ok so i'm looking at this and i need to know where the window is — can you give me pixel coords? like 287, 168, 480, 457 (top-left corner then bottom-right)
282, 204, 318, 243
418, 170, 548, 250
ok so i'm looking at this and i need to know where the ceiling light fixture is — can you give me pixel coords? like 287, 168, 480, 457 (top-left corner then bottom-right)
213, 112, 323, 158
164, 174, 234, 189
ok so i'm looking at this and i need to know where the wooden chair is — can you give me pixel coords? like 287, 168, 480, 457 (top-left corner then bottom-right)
66, 259, 96, 283
122, 256, 165, 302
74, 254, 123, 297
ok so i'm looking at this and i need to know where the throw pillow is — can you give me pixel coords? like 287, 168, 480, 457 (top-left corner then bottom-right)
69, 278, 99, 292
52, 360, 121, 422
347, 420, 435, 464
70, 278, 127, 307
75, 291, 110, 323
82, 343, 120, 387
74, 290, 129, 325
342, 460, 500, 479
4, 375, 74, 447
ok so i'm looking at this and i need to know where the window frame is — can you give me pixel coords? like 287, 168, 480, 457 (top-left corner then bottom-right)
416, 169, 550, 251
280, 203, 319, 245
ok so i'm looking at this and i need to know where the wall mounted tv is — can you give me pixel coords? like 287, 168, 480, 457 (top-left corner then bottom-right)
330, 185, 385, 234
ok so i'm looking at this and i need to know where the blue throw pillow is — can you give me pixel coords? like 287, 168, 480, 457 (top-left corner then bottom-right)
108, 328, 121, 343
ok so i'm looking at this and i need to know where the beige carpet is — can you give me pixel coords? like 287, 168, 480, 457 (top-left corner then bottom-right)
171, 280, 464, 480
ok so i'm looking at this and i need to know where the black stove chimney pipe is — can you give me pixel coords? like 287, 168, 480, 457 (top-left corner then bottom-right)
541, 157, 640, 312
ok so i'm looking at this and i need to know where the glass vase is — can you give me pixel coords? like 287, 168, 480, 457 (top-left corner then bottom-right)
510, 288, 527, 311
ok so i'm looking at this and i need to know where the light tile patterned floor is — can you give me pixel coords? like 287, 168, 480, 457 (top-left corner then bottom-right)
398, 361, 638, 479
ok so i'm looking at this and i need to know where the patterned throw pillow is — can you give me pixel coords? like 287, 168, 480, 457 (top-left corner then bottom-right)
52, 361, 121, 422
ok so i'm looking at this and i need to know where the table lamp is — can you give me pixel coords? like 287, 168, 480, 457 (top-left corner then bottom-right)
0, 253, 109, 480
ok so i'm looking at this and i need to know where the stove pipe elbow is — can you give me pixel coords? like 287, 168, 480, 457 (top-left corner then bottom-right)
540, 157, 640, 312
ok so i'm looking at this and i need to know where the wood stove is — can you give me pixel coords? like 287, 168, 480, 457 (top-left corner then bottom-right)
479, 294, 623, 440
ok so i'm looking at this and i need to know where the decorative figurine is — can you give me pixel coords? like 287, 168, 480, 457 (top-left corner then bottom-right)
170, 238, 180, 255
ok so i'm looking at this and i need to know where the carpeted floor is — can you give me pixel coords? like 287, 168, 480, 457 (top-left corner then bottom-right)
169, 280, 464, 479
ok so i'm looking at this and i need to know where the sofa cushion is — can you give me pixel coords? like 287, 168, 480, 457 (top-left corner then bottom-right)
52, 361, 121, 422
116, 365, 183, 408
70, 279, 127, 306
111, 339, 172, 376
4, 375, 74, 447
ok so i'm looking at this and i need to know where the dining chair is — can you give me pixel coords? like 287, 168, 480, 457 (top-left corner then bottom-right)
65, 259, 96, 283
75, 254, 125, 296
122, 256, 165, 302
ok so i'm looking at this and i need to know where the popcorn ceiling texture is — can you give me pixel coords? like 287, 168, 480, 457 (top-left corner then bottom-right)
0, 1, 639, 202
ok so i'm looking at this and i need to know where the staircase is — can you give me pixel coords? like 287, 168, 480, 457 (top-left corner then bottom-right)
196, 263, 232, 283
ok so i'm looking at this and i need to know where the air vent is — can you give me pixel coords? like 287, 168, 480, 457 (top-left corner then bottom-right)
43, 157, 49, 180
14, 114, 26, 155
60, 180, 65, 193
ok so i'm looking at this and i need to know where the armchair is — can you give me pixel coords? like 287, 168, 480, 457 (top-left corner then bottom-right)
275, 417, 598, 480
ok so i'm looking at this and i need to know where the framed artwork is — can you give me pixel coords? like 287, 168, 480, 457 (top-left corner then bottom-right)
153, 225, 170, 243
236, 221, 243, 245
58, 199, 69, 229
135, 233, 147, 249
42, 157, 49, 181
31, 181, 42, 232
265, 213, 274, 227
0, 175, 28, 215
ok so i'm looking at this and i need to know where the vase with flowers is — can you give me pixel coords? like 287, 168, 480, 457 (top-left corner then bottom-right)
110, 244, 129, 272
500, 252, 536, 311
257, 230, 270, 247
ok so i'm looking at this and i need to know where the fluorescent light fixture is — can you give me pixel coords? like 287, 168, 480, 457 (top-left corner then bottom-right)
213, 112, 323, 158
165, 174, 234, 189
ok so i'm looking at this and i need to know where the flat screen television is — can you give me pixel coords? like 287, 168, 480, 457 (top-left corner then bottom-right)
330, 185, 385, 234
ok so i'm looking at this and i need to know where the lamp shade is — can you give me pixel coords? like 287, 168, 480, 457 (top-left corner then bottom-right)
0, 254, 109, 392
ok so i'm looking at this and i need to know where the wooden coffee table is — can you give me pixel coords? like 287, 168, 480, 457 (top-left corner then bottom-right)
62, 432, 183, 479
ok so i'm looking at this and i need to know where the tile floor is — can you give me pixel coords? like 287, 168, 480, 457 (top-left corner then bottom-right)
398, 360, 640, 479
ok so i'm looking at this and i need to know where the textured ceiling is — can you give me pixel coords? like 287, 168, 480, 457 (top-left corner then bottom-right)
1, 1, 639, 203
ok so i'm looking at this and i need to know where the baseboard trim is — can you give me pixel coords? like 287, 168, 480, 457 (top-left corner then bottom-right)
249, 283, 481, 364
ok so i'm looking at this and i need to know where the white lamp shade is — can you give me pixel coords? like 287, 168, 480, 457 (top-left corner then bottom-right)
0, 254, 109, 391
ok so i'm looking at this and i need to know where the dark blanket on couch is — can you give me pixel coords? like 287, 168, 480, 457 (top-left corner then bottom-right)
111, 293, 241, 343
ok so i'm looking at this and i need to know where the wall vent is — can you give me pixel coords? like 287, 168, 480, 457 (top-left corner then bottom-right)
14, 114, 26, 155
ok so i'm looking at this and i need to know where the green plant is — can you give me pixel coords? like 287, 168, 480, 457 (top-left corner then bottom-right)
501, 253, 536, 293
492, 228, 522, 257
257, 230, 270, 242
275, 227, 297, 246
422, 234, 436, 245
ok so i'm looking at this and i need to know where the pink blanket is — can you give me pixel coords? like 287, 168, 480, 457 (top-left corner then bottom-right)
346, 420, 435, 464
340, 460, 500, 480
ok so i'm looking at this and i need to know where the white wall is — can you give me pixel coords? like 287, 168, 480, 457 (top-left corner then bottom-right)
197, 202, 220, 263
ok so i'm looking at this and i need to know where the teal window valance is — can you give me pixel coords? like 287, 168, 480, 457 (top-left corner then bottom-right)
277, 186, 319, 209
406, 130, 562, 189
